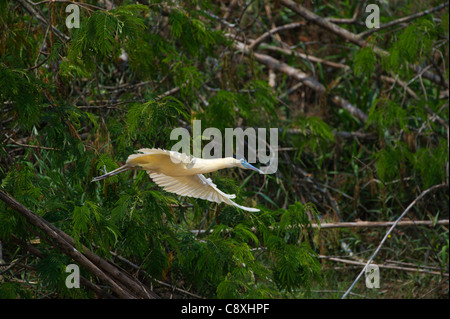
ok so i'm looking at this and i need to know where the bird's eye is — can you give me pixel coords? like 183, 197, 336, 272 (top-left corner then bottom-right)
240, 158, 245, 164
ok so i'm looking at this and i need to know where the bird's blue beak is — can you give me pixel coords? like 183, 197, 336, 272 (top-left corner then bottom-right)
242, 161, 264, 174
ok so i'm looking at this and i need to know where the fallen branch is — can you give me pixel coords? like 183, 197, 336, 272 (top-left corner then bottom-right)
314, 219, 449, 229
331, 96, 368, 123
0, 188, 160, 299
232, 39, 369, 123
279, 0, 374, 51
320, 255, 449, 277
0, 188, 135, 298
234, 40, 325, 93
10, 235, 116, 299
262, 44, 350, 70
279, 0, 448, 88
190, 219, 448, 234
111, 251, 204, 299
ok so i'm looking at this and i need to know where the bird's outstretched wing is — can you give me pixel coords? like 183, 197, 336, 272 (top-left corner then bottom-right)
147, 171, 259, 212
127, 148, 195, 168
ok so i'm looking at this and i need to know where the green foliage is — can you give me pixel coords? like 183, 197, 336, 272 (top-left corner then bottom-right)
441, 12, 449, 36
0, 282, 31, 299
199, 80, 278, 131
63, 5, 148, 76
413, 140, 448, 189
374, 143, 406, 183
202, 90, 240, 129
36, 252, 66, 288
354, 46, 377, 77
382, 18, 435, 74
265, 203, 322, 293
0, 0, 447, 300
367, 99, 409, 134
168, 9, 224, 57
173, 62, 204, 97
122, 96, 189, 148
295, 116, 335, 146
0, 64, 43, 130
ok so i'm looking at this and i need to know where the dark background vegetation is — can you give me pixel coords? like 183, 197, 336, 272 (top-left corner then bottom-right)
0, 0, 448, 299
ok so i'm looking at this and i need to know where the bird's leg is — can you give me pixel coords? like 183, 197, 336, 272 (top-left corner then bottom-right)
91, 165, 130, 182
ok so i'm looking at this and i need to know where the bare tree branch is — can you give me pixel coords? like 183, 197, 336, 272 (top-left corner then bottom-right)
279, 0, 448, 88
315, 219, 449, 229
0, 188, 160, 299
17, 0, 70, 42
232, 39, 369, 123
248, 21, 305, 51
320, 255, 449, 277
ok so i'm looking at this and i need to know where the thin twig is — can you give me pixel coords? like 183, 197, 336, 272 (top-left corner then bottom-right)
248, 21, 305, 51
17, 0, 69, 42
32, 0, 103, 11
5, 134, 58, 151
380, 75, 419, 100
327, 0, 366, 25
262, 44, 350, 70
320, 255, 449, 277
155, 86, 180, 101
315, 219, 449, 229
341, 183, 448, 299
358, 2, 449, 37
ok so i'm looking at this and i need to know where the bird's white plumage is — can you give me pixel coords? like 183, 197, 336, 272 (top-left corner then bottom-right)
92, 148, 260, 212
131, 148, 194, 164
148, 171, 258, 212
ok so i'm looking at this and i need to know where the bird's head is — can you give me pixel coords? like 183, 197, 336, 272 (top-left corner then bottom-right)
238, 158, 264, 174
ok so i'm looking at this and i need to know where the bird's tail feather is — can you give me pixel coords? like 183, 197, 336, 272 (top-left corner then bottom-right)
228, 200, 260, 212
91, 165, 130, 182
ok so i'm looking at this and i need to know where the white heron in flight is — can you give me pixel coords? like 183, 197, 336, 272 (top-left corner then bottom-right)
92, 148, 263, 212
